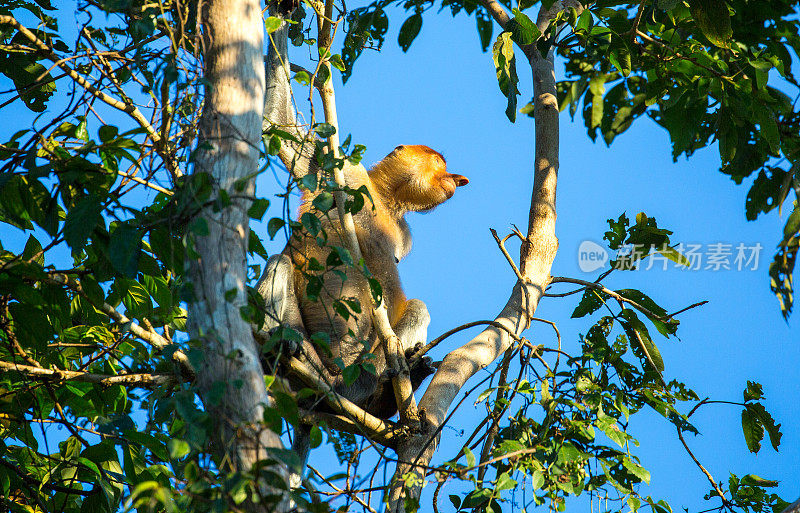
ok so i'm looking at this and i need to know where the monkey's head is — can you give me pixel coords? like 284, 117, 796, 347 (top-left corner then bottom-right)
371, 145, 469, 213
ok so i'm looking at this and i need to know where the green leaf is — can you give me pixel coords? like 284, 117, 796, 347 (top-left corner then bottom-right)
622, 457, 651, 484
309, 425, 323, 448
125, 431, 169, 462
342, 364, 360, 385
753, 104, 780, 154
398, 14, 422, 52
314, 123, 336, 138
658, 246, 692, 269
64, 195, 104, 250
783, 204, 800, 239
492, 31, 519, 122
300, 212, 321, 237
572, 289, 606, 318
22, 234, 43, 265
742, 403, 783, 452
464, 447, 476, 468
495, 472, 517, 491
531, 470, 545, 489
616, 288, 676, 336
312, 191, 334, 212
743, 381, 764, 402
368, 277, 383, 304
293, 70, 311, 86
267, 134, 281, 155
688, 0, 732, 47
267, 217, 285, 239
609, 45, 631, 76
109, 224, 142, 277
621, 309, 665, 373
476, 9, 493, 52
2, 56, 57, 113
740, 474, 779, 487
248, 198, 270, 220
449, 495, 462, 510
123, 280, 153, 318
98, 125, 119, 142
264, 16, 283, 33
508, 9, 541, 45
168, 439, 190, 459
329, 54, 346, 72
741, 405, 764, 453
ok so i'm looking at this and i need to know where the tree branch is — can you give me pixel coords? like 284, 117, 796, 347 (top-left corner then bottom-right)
0, 360, 177, 388
287, 357, 402, 448
477, 0, 511, 29
263, 15, 318, 180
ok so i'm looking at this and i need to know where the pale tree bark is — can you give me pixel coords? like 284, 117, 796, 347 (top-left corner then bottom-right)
783, 499, 800, 513
190, 0, 287, 509
387, 2, 579, 510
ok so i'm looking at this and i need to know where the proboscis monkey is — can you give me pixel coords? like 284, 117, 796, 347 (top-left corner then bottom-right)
259, 144, 468, 418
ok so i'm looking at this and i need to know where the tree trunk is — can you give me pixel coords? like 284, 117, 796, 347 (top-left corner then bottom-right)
190, 0, 287, 508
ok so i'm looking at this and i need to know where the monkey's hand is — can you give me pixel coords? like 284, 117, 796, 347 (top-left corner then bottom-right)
408, 354, 437, 389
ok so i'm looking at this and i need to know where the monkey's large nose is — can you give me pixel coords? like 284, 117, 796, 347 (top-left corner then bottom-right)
450, 174, 469, 187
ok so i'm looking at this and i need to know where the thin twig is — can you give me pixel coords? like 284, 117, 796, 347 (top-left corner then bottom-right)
551, 276, 665, 320
677, 429, 732, 509
626, 0, 648, 41
491, 228, 524, 282
308, 465, 378, 513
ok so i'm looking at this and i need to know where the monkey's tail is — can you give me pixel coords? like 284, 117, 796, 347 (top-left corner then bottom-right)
290, 424, 311, 489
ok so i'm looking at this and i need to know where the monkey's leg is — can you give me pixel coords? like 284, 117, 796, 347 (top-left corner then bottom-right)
393, 298, 430, 351
256, 254, 346, 389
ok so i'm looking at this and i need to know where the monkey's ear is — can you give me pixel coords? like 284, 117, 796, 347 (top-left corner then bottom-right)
450, 174, 469, 187
393, 145, 405, 152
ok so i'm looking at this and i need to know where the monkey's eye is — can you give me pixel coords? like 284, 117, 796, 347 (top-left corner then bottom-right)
395, 255, 400, 263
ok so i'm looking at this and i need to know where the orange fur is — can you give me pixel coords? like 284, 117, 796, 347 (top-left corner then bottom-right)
286, 144, 468, 372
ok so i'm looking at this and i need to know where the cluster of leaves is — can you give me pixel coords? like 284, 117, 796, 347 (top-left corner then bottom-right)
551, 0, 799, 318
555, 0, 800, 319
439, 215, 785, 513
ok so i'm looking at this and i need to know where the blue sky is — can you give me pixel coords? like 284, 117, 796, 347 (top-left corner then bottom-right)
1, 2, 797, 511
